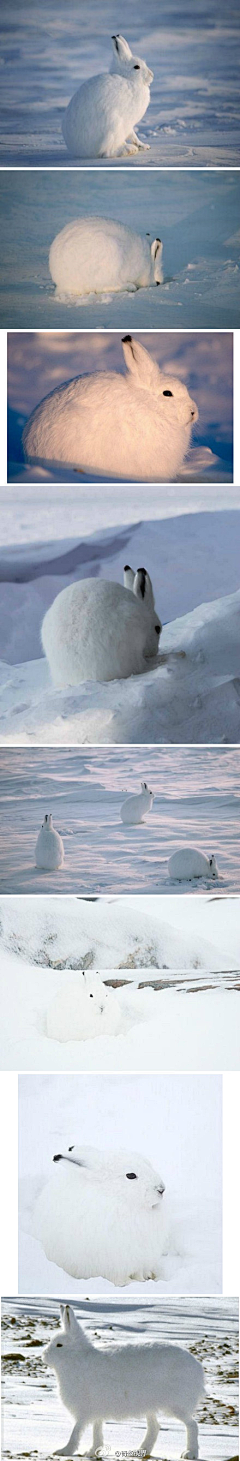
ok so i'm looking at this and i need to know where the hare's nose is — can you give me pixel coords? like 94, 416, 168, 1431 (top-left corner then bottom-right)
53, 1153, 63, 1162
157, 1183, 165, 1195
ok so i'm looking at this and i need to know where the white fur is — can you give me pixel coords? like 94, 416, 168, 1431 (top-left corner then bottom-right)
168, 848, 219, 882
41, 565, 162, 688
45, 1304, 205, 1459
46, 971, 124, 1043
33, 1144, 169, 1284
49, 217, 163, 298
35, 814, 64, 871
62, 35, 153, 159
22, 336, 198, 481
121, 780, 154, 825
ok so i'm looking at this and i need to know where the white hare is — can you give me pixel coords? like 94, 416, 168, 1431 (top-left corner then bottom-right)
62, 35, 153, 159
46, 970, 125, 1043
49, 217, 163, 298
35, 814, 64, 871
168, 848, 219, 882
41, 565, 162, 688
22, 335, 198, 481
33, 1143, 169, 1284
45, 1304, 205, 1459
121, 781, 154, 825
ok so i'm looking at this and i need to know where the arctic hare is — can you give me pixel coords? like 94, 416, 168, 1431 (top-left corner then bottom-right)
49, 217, 163, 298
41, 565, 162, 688
35, 814, 64, 871
33, 1143, 169, 1284
62, 35, 153, 158
22, 335, 198, 481
46, 970, 125, 1043
168, 849, 219, 882
45, 1304, 205, 1459
121, 781, 154, 825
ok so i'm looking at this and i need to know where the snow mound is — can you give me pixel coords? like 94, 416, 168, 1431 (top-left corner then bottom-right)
1, 587, 239, 744
0, 895, 228, 970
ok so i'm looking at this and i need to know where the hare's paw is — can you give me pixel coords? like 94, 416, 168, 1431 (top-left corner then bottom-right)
119, 142, 139, 155
137, 141, 150, 150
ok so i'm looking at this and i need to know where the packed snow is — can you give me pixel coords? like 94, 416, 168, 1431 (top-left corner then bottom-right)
1, 485, 239, 746
1, 171, 240, 330
2, 1297, 238, 1461
7, 330, 233, 483
0, 746, 239, 894
18, 1071, 222, 1294
0, 0, 240, 167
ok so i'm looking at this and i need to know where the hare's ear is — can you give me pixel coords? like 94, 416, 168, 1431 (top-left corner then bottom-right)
60, 1304, 65, 1326
112, 34, 132, 61
124, 565, 135, 591
133, 568, 154, 605
64, 1305, 79, 1336
151, 239, 162, 260
122, 336, 161, 393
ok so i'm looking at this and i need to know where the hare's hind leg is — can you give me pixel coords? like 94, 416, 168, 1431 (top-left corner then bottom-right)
138, 1413, 160, 1457
182, 1418, 198, 1460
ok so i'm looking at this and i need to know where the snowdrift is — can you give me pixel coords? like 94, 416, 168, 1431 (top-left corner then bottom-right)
0, 895, 230, 971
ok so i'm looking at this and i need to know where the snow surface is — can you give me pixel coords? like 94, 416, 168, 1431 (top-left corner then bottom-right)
1, 490, 239, 745
0, 0, 240, 167
18, 1071, 222, 1294
1, 171, 240, 330
1, 947, 239, 1073
2, 1297, 238, 1461
1, 892, 235, 970
0, 745, 239, 895
7, 330, 233, 483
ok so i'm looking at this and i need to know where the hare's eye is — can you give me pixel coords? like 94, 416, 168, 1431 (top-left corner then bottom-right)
163, 390, 173, 397
155, 625, 160, 634
134, 64, 140, 69
89, 993, 93, 998
126, 1171, 137, 1179
56, 1342, 63, 1347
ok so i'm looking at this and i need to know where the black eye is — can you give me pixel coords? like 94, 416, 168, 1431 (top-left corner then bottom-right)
163, 390, 173, 397
134, 64, 140, 69
89, 993, 93, 998
126, 1171, 137, 1179
155, 625, 160, 634
56, 1342, 63, 1347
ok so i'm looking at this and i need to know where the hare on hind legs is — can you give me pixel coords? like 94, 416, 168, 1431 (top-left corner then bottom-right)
62, 35, 153, 158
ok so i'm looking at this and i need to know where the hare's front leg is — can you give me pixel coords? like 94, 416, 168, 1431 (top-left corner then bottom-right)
54, 1419, 84, 1456
138, 1413, 160, 1457
87, 1420, 104, 1457
127, 130, 150, 151
182, 1418, 198, 1460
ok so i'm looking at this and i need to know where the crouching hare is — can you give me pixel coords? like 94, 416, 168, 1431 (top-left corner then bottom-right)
62, 34, 153, 158
33, 1143, 169, 1284
49, 217, 163, 298
22, 335, 198, 481
45, 1303, 205, 1458
41, 565, 162, 688
168, 848, 219, 882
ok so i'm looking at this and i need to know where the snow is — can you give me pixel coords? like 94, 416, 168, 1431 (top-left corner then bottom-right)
1, 895, 239, 1073
0, 0, 240, 167
1, 170, 240, 329
0, 490, 239, 745
0, 745, 239, 894
7, 330, 233, 483
2, 1297, 238, 1461
18, 1071, 222, 1294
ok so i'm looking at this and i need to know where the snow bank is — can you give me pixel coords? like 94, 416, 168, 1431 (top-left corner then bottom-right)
1, 587, 239, 744
0, 895, 226, 970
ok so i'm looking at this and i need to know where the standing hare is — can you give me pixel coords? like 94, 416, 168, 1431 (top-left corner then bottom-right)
41, 566, 162, 688
23, 335, 198, 480
62, 34, 153, 158
45, 1304, 205, 1459
121, 781, 154, 824
35, 814, 64, 871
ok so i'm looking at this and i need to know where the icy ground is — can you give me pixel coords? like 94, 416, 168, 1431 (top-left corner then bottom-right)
2, 1298, 238, 1461
0, 0, 240, 167
7, 330, 233, 483
1, 171, 240, 330
0, 745, 239, 895
18, 1071, 222, 1294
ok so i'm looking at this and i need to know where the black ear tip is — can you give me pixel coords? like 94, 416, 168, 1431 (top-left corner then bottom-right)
137, 567, 146, 576
122, 334, 132, 343
124, 564, 131, 571
156, 237, 161, 243
53, 1153, 62, 1162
